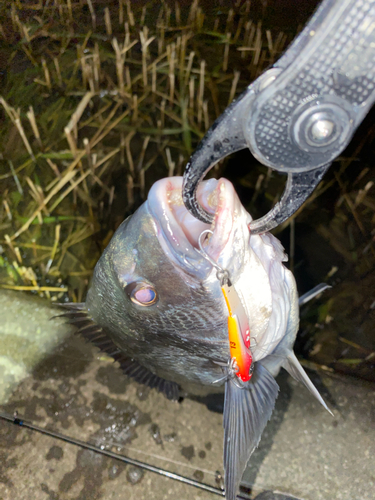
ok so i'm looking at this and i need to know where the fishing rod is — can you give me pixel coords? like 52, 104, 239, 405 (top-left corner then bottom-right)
0, 411, 251, 499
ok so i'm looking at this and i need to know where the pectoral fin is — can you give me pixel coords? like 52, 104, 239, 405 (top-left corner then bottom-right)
223, 363, 279, 500
282, 351, 333, 416
298, 283, 331, 306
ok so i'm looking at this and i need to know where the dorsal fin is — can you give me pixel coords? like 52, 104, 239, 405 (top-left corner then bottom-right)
55, 303, 180, 401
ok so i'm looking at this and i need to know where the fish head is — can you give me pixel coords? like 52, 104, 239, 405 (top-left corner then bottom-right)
85, 176, 283, 387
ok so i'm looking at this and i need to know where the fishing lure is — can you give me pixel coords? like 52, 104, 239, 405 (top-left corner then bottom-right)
198, 230, 253, 385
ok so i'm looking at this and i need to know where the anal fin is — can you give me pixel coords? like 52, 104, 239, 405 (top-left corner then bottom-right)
282, 351, 333, 416
223, 363, 279, 500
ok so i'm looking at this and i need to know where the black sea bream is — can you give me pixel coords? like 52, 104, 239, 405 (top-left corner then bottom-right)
61, 177, 331, 500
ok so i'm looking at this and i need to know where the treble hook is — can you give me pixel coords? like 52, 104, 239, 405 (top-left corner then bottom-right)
197, 230, 231, 286
211, 358, 240, 386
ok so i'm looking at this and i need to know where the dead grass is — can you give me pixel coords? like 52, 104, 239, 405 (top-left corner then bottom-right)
0, 0, 290, 301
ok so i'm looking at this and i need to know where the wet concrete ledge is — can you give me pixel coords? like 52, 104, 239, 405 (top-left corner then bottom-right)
0, 290, 374, 500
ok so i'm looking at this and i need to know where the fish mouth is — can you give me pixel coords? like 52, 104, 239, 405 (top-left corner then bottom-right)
147, 176, 251, 280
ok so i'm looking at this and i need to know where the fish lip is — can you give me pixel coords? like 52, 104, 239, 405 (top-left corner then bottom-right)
147, 176, 237, 280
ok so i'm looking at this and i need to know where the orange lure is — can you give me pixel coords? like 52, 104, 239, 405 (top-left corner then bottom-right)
221, 283, 253, 383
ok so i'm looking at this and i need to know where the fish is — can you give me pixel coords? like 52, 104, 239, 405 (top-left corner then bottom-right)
59, 176, 332, 500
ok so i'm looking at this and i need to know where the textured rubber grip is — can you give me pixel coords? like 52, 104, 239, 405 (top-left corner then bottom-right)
247, 0, 375, 173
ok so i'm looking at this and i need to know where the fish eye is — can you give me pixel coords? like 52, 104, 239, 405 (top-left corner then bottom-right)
125, 282, 158, 307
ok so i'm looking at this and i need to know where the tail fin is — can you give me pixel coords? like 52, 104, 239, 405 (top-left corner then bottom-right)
223, 364, 279, 500
282, 351, 333, 416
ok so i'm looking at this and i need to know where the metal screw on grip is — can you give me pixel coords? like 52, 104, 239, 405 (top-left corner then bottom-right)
290, 95, 354, 155
310, 119, 335, 142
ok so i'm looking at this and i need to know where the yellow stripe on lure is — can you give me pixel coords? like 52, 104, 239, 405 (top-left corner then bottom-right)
221, 283, 253, 383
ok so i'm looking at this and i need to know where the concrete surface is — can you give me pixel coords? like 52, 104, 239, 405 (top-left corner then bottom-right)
0, 290, 72, 404
0, 290, 374, 500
